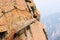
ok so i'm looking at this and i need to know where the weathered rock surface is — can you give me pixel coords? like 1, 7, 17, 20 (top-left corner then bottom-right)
0, 0, 47, 40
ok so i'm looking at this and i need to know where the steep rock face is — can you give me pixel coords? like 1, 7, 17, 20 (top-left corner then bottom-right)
0, 9, 35, 39
30, 21, 47, 40
0, 0, 47, 40
0, 0, 40, 21
0, 9, 33, 31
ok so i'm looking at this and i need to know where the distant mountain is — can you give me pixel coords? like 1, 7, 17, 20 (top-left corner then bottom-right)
41, 13, 60, 40
54, 36, 60, 40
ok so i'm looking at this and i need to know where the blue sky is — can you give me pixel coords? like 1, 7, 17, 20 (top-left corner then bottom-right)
34, 0, 60, 17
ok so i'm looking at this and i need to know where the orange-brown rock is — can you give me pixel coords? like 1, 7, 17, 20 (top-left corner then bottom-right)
30, 20, 46, 40
0, 0, 47, 40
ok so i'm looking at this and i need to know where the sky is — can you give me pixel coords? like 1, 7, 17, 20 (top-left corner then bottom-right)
34, 0, 60, 40
34, 0, 60, 17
